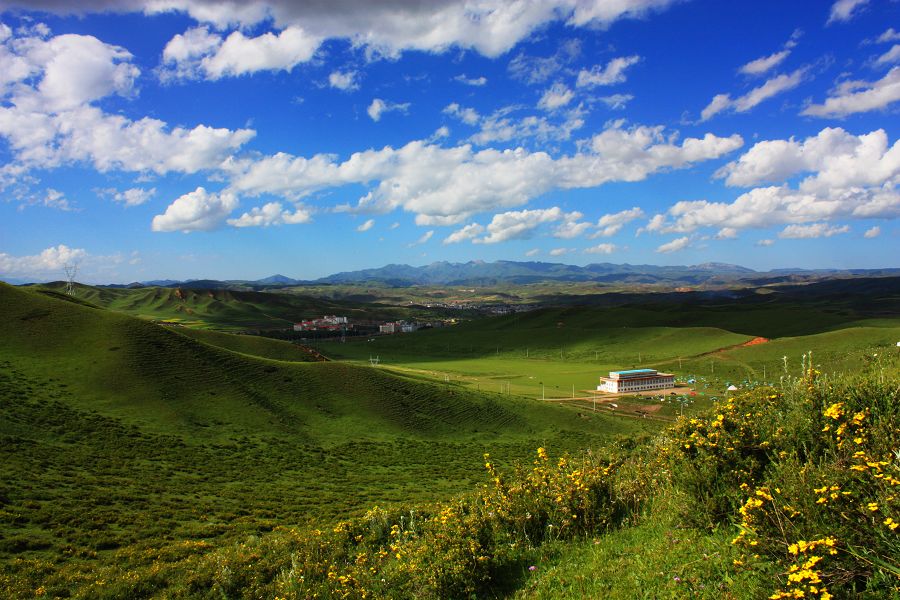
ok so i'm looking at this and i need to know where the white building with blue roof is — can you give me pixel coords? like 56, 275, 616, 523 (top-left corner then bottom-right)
598, 368, 675, 394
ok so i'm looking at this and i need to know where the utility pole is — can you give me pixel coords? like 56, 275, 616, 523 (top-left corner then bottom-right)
64, 263, 78, 296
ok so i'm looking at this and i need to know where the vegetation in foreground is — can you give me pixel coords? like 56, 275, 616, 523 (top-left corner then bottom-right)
2, 281, 898, 598
4, 351, 896, 598
0, 283, 652, 597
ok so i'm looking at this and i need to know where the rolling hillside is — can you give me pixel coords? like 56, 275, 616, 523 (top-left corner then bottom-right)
33, 282, 445, 331
0, 282, 654, 598
324, 293, 900, 403
43, 283, 363, 330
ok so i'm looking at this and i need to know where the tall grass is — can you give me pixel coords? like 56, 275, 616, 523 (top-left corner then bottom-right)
8, 355, 891, 598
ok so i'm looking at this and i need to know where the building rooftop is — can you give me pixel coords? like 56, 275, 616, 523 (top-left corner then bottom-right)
611, 369, 657, 375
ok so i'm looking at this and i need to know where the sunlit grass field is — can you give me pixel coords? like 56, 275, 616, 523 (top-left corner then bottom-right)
0, 283, 656, 597
2, 280, 899, 597
323, 306, 900, 401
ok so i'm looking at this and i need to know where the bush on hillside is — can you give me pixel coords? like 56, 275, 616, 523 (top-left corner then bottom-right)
662, 358, 900, 599
11, 358, 898, 599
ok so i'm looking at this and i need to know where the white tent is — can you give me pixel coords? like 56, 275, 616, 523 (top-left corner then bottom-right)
727, 384, 738, 391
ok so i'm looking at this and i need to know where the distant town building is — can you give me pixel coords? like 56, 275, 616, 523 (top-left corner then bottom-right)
379, 322, 399, 334
293, 315, 349, 332
598, 369, 675, 393
379, 321, 419, 334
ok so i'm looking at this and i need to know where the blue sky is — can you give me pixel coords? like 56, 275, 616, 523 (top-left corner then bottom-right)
0, 0, 898, 283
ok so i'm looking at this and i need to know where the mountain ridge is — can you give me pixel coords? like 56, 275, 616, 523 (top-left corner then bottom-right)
8, 260, 900, 289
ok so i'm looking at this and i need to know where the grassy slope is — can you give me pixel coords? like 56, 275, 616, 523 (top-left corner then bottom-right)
677, 325, 900, 384
0, 283, 656, 596
512, 509, 765, 599
49, 283, 350, 330
326, 299, 900, 401
325, 310, 751, 399
170, 327, 320, 362
43, 283, 457, 330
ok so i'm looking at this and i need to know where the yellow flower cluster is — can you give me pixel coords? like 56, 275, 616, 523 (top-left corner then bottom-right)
768, 537, 837, 600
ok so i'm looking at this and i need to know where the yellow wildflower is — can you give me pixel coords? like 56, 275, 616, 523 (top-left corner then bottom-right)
822, 402, 844, 419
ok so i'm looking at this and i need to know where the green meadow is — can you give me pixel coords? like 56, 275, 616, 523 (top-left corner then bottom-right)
324, 303, 900, 401
41, 282, 458, 331
2, 279, 899, 597
0, 283, 654, 597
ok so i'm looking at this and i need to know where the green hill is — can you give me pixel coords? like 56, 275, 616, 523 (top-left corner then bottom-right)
34, 282, 432, 331
324, 300, 900, 402
0, 283, 655, 598
169, 326, 322, 362
325, 308, 752, 401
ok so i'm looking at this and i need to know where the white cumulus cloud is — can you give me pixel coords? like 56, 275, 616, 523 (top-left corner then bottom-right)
476, 207, 577, 244
367, 98, 410, 122
593, 207, 644, 237
701, 68, 807, 121
739, 50, 790, 76
409, 230, 434, 246
356, 218, 375, 232
598, 94, 633, 110
0, 244, 87, 275
779, 223, 850, 238
875, 45, 900, 66
227, 201, 311, 227
0, 30, 140, 111
443, 223, 485, 244
645, 128, 900, 239
110, 187, 156, 207
537, 82, 574, 111
225, 122, 742, 227
454, 74, 487, 86
329, 69, 359, 91
864, 225, 881, 238
877, 28, 900, 44
180, 26, 321, 80
802, 67, 900, 117
716, 127, 900, 191
656, 236, 691, 253
151, 187, 239, 232
827, 0, 869, 24
0, 27, 255, 177
576, 55, 641, 87
584, 243, 617, 254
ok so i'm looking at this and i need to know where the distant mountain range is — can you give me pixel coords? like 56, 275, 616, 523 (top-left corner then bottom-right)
314, 260, 761, 286
79, 260, 900, 289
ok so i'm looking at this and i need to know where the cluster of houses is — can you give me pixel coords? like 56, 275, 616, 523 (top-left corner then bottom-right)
293, 315, 453, 335
378, 321, 419, 334
293, 315, 349, 332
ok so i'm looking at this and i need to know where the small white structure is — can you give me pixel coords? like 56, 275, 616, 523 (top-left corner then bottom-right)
597, 369, 675, 393
379, 321, 419, 334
